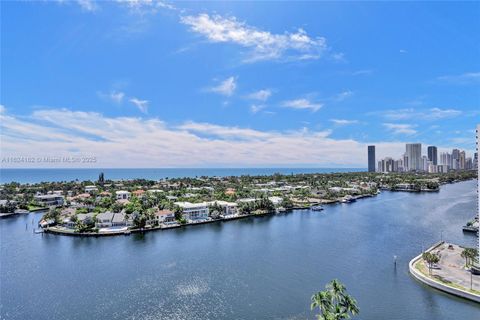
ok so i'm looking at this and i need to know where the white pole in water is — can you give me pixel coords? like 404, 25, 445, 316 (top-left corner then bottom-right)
394, 255, 397, 266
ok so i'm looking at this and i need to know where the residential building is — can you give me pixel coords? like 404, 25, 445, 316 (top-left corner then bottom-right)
115, 190, 131, 200
427, 146, 437, 165
85, 185, 98, 193
34, 194, 64, 207
406, 143, 422, 171
268, 196, 283, 206
368, 145, 376, 172
95, 211, 115, 228
207, 201, 238, 216
111, 212, 132, 227
459, 151, 466, 170
174, 202, 209, 221
77, 212, 94, 224
154, 209, 175, 224
378, 157, 394, 172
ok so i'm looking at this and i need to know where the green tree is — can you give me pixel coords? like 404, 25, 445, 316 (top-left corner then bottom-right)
311, 279, 359, 320
461, 247, 479, 267
422, 252, 440, 275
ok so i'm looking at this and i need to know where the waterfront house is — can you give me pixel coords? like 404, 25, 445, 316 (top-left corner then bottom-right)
77, 213, 94, 224
174, 202, 209, 221
111, 211, 131, 227
95, 211, 115, 228
115, 191, 131, 201
62, 217, 76, 229
268, 196, 283, 206
34, 194, 65, 207
154, 209, 175, 224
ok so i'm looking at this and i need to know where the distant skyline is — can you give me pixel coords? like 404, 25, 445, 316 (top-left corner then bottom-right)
1, 1, 479, 168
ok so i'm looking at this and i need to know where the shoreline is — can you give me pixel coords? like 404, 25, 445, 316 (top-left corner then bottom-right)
40, 179, 470, 238
43, 211, 273, 237
409, 241, 480, 303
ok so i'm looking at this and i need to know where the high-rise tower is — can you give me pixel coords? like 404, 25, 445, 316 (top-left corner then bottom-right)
368, 145, 376, 172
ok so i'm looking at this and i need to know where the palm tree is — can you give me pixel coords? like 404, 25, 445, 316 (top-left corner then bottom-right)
462, 247, 479, 267
311, 291, 333, 317
311, 279, 359, 320
422, 252, 440, 275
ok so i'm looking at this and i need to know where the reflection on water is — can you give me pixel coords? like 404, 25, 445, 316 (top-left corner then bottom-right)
1, 180, 479, 320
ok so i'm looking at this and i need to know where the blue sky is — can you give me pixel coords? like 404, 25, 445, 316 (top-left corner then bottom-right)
1, 0, 479, 168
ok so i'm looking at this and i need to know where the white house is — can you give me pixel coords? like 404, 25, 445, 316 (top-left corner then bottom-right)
268, 196, 283, 206
115, 191, 131, 201
174, 202, 209, 221
95, 211, 115, 228
154, 209, 176, 224
34, 194, 64, 207
111, 211, 132, 227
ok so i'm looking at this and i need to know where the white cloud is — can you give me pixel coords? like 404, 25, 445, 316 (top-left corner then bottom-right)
330, 119, 358, 126
399, 49, 407, 54
180, 13, 328, 62
331, 52, 346, 62
378, 108, 462, 121
436, 72, 480, 84
115, 0, 176, 14
334, 90, 353, 101
383, 123, 417, 135
352, 69, 373, 76
110, 91, 125, 103
76, 0, 98, 11
282, 98, 323, 112
246, 89, 272, 102
208, 77, 237, 97
98, 91, 125, 104
129, 97, 149, 113
1, 107, 423, 168
250, 104, 266, 114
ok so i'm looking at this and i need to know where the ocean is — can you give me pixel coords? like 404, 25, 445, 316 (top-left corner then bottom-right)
0, 168, 364, 184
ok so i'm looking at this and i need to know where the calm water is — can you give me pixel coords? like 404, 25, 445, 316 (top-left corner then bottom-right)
0, 168, 363, 184
1, 180, 479, 320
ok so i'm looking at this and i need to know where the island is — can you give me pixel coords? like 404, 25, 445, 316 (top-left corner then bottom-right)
0, 170, 476, 237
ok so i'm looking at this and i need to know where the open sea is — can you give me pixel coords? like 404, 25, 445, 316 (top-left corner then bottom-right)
0, 168, 364, 184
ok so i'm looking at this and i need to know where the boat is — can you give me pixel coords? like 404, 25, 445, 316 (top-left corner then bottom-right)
341, 195, 356, 203
311, 205, 324, 211
276, 207, 287, 214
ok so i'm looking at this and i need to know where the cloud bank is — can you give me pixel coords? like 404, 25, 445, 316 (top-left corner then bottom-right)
1, 107, 409, 168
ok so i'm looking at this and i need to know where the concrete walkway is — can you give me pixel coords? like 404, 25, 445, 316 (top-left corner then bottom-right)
409, 242, 480, 302
429, 243, 480, 292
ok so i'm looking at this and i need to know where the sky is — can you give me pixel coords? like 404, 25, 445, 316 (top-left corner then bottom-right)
1, 0, 479, 168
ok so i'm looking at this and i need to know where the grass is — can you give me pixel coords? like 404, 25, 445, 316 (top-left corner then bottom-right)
27, 205, 46, 211
414, 259, 480, 295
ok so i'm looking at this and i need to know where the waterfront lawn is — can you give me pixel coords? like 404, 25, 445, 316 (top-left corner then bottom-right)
414, 259, 480, 295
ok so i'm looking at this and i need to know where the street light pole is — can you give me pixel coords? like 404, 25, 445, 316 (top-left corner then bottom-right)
471, 270, 473, 290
